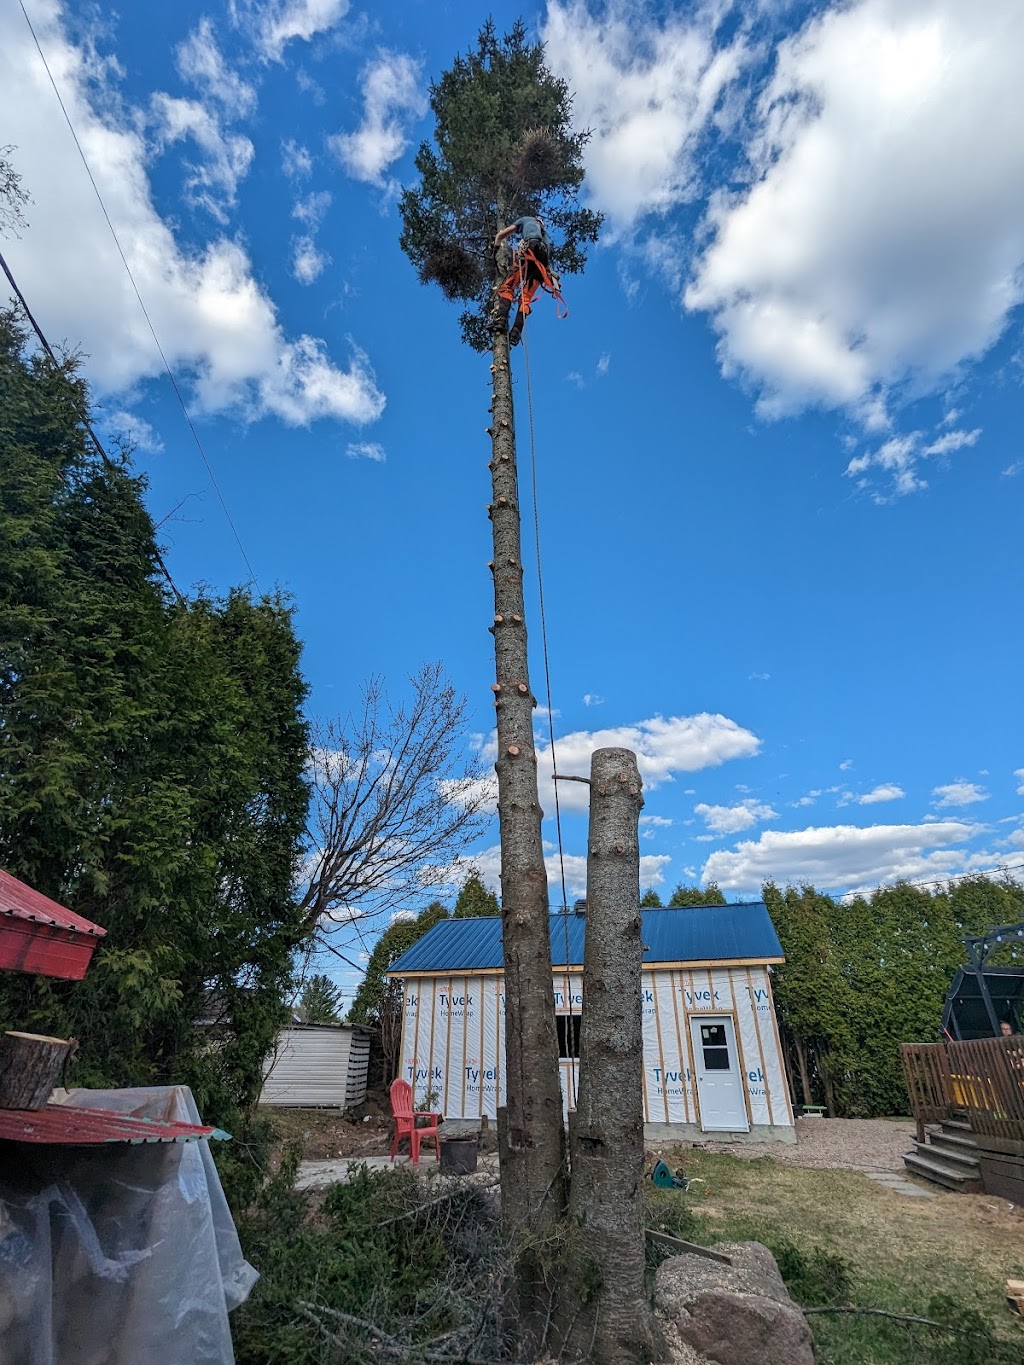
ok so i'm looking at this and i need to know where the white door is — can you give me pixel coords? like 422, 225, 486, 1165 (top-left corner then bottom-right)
690, 1016, 749, 1131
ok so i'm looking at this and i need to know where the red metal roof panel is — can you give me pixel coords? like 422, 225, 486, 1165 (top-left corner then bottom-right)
0, 1104, 229, 1145
0, 869, 107, 938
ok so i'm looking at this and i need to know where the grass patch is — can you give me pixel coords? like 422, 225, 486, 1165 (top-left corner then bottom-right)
646, 1147, 1024, 1364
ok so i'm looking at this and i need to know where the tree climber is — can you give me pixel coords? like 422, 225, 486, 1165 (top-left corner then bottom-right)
492, 215, 561, 346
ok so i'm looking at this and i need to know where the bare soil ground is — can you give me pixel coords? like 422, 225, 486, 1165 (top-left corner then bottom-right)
259, 1086, 500, 1161
690, 1115, 918, 1174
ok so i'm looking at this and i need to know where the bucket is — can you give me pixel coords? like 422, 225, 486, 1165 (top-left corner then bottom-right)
440, 1137, 478, 1175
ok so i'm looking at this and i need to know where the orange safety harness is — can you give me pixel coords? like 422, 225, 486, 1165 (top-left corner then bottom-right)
499, 242, 569, 320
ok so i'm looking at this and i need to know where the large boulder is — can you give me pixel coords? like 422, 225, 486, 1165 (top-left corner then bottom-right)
654, 1241, 815, 1365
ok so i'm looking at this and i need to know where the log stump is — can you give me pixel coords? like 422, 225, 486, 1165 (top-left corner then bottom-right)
0, 1031, 77, 1110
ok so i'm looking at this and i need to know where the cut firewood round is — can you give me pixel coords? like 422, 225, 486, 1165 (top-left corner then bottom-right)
0, 1031, 78, 1110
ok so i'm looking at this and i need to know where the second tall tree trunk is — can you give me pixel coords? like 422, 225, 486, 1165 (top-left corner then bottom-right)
559, 748, 662, 1364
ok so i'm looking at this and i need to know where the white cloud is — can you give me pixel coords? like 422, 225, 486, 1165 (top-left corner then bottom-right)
292, 234, 330, 283
460, 711, 760, 819
176, 18, 255, 118
450, 845, 670, 901
292, 189, 331, 226
1003, 460, 1024, 478
855, 783, 905, 805
346, 441, 386, 462
281, 138, 312, 177
748, 671, 771, 681
330, 51, 426, 187
542, 1, 752, 233
686, 0, 1024, 422
1015, 768, 1024, 796
640, 815, 673, 828
103, 409, 164, 453
537, 712, 762, 813
596, 352, 611, 376
0, 4, 384, 428
839, 759, 854, 771
923, 427, 981, 457
703, 820, 982, 895
932, 780, 989, 808
319, 904, 363, 927
695, 799, 777, 835
582, 693, 605, 707
237, 0, 351, 63
150, 93, 255, 221
845, 424, 981, 497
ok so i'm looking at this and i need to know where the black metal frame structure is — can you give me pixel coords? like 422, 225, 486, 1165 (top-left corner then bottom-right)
941, 921, 1024, 1039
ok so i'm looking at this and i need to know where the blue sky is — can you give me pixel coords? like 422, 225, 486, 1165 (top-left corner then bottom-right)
3, 0, 1023, 1005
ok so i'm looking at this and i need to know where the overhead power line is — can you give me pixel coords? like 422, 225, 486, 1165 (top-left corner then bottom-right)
1, 246, 185, 604
836, 859, 1024, 903
18, 0, 257, 586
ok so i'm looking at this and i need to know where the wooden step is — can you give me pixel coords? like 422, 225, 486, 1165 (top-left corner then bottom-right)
913, 1139, 980, 1174
903, 1150, 983, 1193
928, 1130, 979, 1157
940, 1118, 974, 1137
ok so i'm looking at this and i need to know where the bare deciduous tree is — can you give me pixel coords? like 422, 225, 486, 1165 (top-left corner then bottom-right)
300, 663, 490, 931
0, 148, 30, 238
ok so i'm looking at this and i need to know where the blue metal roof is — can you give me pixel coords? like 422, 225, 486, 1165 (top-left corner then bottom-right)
387, 903, 783, 975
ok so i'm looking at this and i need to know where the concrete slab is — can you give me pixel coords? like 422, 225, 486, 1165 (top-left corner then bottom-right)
863, 1170, 936, 1198
296, 1150, 500, 1190
297, 1154, 436, 1188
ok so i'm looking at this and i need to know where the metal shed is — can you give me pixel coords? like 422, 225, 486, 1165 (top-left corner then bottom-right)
260, 1023, 372, 1108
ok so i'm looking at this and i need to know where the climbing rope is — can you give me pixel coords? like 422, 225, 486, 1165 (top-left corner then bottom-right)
519, 304, 578, 1101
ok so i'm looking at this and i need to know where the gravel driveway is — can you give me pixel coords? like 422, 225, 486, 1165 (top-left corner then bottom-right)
702, 1116, 917, 1174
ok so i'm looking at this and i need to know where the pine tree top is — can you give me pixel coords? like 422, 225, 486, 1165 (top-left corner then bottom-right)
399, 20, 602, 350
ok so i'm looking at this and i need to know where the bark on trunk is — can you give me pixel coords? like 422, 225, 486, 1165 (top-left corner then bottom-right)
813, 1043, 836, 1116
793, 1034, 813, 1108
0, 1031, 76, 1110
779, 1028, 799, 1115
487, 262, 568, 1289
559, 748, 663, 1364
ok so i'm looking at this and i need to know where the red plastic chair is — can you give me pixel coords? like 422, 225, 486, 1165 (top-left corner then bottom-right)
389, 1078, 441, 1164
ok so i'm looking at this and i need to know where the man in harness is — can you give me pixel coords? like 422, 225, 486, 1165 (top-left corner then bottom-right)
492, 215, 562, 346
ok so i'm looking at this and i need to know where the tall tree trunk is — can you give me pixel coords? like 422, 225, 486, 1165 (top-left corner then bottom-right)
487, 265, 568, 1302
779, 1026, 799, 1115
813, 1042, 837, 1116
559, 749, 662, 1364
793, 1033, 813, 1108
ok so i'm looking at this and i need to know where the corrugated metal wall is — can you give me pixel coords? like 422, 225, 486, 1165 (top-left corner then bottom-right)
260, 1026, 371, 1108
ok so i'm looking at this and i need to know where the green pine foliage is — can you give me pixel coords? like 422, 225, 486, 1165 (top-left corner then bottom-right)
399, 18, 602, 349
297, 974, 344, 1024
766, 876, 1024, 1116
667, 883, 727, 906
347, 901, 450, 1028
0, 310, 310, 1127
453, 868, 500, 918
640, 888, 663, 907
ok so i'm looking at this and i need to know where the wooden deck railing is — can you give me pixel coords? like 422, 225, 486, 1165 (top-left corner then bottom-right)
901, 1036, 1024, 1144
900, 1042, 953, 1142
946, 1036, 1024, 1143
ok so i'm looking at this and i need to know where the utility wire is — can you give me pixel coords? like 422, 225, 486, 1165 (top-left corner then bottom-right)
518, 284, 579, 1092
836, 859, 1024, 903
1, 246, 185, 604
19, 0, 257, 587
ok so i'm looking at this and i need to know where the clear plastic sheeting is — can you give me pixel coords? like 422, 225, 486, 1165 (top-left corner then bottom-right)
0, 1086, 257, 1365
